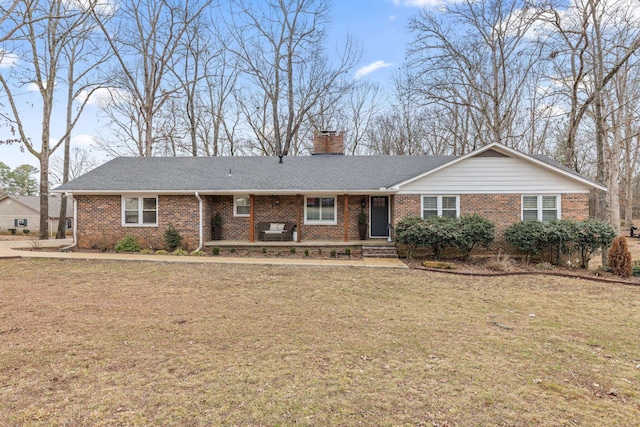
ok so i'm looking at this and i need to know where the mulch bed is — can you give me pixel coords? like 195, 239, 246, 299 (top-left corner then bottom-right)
403, 257, 640, 286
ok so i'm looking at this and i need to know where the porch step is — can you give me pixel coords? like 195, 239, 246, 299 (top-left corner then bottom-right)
362, 245, 399, 258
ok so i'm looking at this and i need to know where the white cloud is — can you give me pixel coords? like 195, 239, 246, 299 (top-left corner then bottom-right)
389, 15, 397, 21
71, 134, 96, 147
76, 87, 130, 107
393, 0, 465, 7
63, 0, 117, 16
355, 60, 393, 79
0, 51, 19, 68
537, 103, 566, 118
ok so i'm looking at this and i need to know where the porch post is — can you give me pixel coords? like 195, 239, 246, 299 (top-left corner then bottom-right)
249, 194, 255, 242
296, 194, 302, 243
343, 194, 349, 242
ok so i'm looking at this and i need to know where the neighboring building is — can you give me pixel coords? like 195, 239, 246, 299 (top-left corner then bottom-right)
53, 132, 605, 252
0, 195, 73, 236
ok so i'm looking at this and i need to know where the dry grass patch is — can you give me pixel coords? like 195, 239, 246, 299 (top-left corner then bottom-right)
1, 259, 639, 426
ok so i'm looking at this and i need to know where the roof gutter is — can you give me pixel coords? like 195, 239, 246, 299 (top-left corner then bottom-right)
61, 193, 77, 251
195, 192, 203, 252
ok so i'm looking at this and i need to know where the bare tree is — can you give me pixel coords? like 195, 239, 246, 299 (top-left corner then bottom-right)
407, 0, 547, 151
0, 0, 109, 239
91, 0, 212, 157
50, 147, 98, 188
222, 0, 360, 159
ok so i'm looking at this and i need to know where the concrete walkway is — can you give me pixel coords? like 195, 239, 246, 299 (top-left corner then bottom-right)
0, 238, 408, 269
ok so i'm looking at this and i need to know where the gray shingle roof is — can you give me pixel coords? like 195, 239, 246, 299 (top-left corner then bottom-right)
2, 195, 73, 217
54, 155, 457, 193
53, 150, 602, 194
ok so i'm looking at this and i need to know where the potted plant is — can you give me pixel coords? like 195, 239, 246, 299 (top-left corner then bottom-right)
358, 209, 368, 240
212, 212, 223, 240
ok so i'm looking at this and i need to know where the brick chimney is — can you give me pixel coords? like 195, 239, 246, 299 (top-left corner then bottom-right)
313, 130, 344, 155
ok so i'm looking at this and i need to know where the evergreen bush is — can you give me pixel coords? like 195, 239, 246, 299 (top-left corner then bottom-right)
455, 214, 495, 260
164, 224, 182, 251
504, 220, 546, 261
542, 220, 578, 265
114, 234, 141, 253
573, 219, 616, 268
608, 236, 632, 277
395, 216, 426, 259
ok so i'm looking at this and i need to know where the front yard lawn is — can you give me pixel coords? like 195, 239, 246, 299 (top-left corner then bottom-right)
1, 259, 639, 425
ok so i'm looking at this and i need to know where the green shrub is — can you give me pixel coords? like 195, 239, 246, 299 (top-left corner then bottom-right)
262, 247, 267, 253
173, 248, 188, 256
395, 216, 427, 259
455, 214, 495, 260
230, 247, 236, 254
190, 250, 206, 256
155, 249, 168, 255
8, 228, 16, 235
114, 234, 141, 253
140, 248, 154, 255
608, 236, 632, 277
345, 248, 351, 256
504, 219, 615, 267
504, 220, 546, 261
632, 265, 640, 277
290, 247, 296, 254
164, 224, 182, 251
422, 216, 460, 259
542, 220, 579, 265
304, 249, 309, 257
573, 219, 616, 268
330, 249, 337, 258
23, 229, 30, 235
212, 247, 219, 256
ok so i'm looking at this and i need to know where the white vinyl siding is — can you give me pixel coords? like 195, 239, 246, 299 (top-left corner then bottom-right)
122, 196, 157, 226
522, 195, 560, 222
398, 156, 591, 194
421, 195, 459, 218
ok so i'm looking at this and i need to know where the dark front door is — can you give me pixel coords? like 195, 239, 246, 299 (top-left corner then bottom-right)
370, 196, 389, 237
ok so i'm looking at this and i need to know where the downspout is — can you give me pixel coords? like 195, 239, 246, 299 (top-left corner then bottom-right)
195, 192, 203, 252
61, 192, 77, 251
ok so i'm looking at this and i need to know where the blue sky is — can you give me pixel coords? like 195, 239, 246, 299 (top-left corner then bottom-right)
0, 0, 425, 170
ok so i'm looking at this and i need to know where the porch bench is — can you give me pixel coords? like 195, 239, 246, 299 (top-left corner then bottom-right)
257, 221, 295, 241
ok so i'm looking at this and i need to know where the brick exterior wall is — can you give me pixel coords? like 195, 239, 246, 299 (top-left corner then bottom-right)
208, 194, 367, 242
76, 192, 590, 251
392, 193, 591, 252
76, 195, 201, 251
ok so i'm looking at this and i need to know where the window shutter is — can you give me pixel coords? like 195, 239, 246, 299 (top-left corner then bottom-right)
24, 219, 27, 227
14, 219, 17, 227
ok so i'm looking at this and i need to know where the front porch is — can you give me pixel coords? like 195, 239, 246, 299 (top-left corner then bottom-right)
205, 194, 394, 243
203, 239, 395, 248
203, 239, 398, 258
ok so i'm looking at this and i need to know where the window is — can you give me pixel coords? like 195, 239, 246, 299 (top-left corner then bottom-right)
234, 196, 250, 217
305, 196, 336, 224
522, 195, 559, 222
421, 196, 459, 218
122, 196, 157, 226
14, 218, 27, 227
